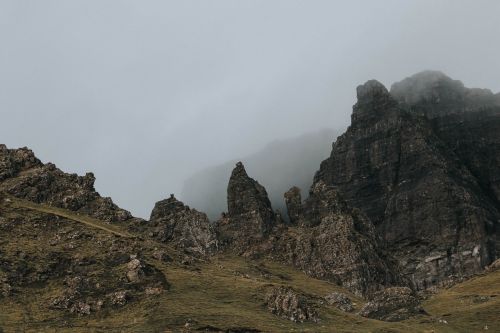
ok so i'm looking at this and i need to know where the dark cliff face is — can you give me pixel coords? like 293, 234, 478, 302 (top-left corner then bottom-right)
313, 72, 500, 289
0, 145, 132, 223
148, 195, 218, 256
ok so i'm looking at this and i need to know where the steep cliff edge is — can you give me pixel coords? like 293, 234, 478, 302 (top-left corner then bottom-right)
313, 72, 500, 289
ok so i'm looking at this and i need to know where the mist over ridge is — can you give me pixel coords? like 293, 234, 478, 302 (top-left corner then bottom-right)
181, 128, 339, 220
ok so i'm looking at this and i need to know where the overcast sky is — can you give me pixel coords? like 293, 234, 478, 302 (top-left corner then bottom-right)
1, 1, 499, 218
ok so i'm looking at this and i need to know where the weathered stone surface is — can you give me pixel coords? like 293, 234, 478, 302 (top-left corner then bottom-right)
324, 292, 353, 312
314, 74, 500, 290
0, 146, 132, 222
265, 286, 319, 323
358, 287, 425, 321
275, 182, 400, 297
217, 162, 278, 252
148, 194, 217, 256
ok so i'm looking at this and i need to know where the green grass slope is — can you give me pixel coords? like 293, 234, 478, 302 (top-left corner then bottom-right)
0, 195, 499, 332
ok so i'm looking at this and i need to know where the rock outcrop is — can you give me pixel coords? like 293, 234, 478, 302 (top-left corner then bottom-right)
272, 182, 400, 297
284, 186, 301, 224
358, 287, 425, 321
265, 286, 319, 323
0, 145, 132, 222
313, 72, 500, 290
148, 194, 218, 256
216, 162, 279, 252
215, 162, 399, 297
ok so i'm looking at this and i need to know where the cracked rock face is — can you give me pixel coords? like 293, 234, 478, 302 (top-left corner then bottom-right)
314, 74, 500, 290
217, 162, 279, 252
148, 194, 218, 256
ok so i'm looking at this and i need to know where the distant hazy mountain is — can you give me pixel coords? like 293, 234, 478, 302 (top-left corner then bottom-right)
180, 128, 339, 220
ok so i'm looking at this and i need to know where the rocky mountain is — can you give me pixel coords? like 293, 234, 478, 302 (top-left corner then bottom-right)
314, 71, 500, 290
1, 71, 500, 332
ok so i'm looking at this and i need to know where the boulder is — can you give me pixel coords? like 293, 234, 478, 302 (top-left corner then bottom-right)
265, 286, 319, 323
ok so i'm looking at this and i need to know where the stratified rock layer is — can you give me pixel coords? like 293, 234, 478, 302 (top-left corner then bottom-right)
148, 194, 218, 256
314, 72, 500, 289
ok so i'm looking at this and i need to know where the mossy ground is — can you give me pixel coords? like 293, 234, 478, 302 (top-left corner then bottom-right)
1, 196, 499, 332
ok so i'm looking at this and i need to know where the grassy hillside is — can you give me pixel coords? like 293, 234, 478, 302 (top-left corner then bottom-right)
1, 195, 499, 332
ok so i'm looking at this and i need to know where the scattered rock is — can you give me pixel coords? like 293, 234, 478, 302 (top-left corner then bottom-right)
107, 290, 129, 306
145, 286, 163, 295
152, 250, 173, 263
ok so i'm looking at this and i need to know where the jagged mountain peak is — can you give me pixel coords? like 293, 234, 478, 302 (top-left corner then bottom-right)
314, 71, 500, 290
356, 79, 390, 102
352, 79, 398, 124
227, 161, 274, 218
